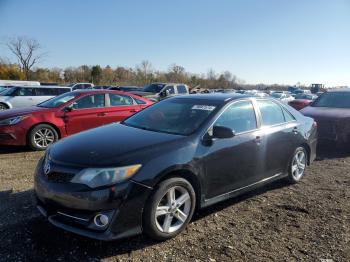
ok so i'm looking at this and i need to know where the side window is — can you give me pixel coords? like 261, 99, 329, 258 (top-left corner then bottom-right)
134, 98, 146, 104
177, 85, 187, 94
84, 84, 92, 89
17, 88, 34, 96
257, 100, 285, 126
56, 88, 71, 95
35, 88, 54, 96
71, 94, 105, 109
164, 86, 175, 94
109, 94, 134, 106
214, 101, 257, 133
282, 107, 295, 122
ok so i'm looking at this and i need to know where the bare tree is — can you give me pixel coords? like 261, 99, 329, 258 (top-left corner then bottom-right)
137, 60, 153, 83
6, 36, 46, 80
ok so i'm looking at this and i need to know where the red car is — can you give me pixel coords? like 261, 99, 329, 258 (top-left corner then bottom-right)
288, 94, 318, 110
0, 90, 153, 150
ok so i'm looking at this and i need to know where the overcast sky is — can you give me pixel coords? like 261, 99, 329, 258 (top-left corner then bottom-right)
1, 0, 349, 87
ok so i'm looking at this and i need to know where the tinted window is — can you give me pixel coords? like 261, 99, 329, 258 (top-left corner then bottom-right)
109, 94, 134, 106
312, 92, 350, 108
282, 107, 295, 122
257, 100, 285, 126
56, 88, 71, 95
35, 88, 55, 96
71, 94, 105, 109
143, 83, 165, 93
17, 88, 34, 96
214, 101, 257, 133
84, 84, 92, 89
165, 86, 175, 94
134, 98, 146, 104
177, 85, 187, 94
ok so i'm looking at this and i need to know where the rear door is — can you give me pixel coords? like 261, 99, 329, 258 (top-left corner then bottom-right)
103, 93, 143, 123
255, 99, 299, 177
64, 93, 108, 135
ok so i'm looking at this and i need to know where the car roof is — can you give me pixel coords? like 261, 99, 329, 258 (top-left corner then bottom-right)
173, 93, 250, 103
12, 85, 71, 88
72, 89, 133, 95
326, 88, 350, 93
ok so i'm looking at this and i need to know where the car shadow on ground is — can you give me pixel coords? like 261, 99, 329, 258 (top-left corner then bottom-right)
0, 145, 33, 154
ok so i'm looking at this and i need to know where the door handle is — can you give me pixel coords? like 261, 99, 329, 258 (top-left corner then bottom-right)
293, 127, 298, 134
97, 112, 106, 117
255, 135, 262, 145
129, 109, 137, 113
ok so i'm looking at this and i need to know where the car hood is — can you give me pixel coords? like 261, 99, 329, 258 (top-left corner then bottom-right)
301, 106, 350, 120
50, 123, 185, 167
0, 106, 50, 120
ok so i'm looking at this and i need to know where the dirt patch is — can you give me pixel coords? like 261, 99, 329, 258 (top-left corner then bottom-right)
0, 145, 349, 261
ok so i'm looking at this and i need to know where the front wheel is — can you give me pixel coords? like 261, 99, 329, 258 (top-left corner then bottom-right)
28, 124, 58, 151
287, 147, 307, 183
143, 177, 196, 241
0, 103, 9, 110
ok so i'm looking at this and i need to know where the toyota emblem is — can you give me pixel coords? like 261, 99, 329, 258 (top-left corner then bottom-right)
44, 161, 51, 175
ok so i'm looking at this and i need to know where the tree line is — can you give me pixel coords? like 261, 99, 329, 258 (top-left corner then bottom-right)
1, 36, 292, 91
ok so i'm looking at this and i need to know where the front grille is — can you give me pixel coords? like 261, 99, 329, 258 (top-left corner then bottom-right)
45, 172, 75, 183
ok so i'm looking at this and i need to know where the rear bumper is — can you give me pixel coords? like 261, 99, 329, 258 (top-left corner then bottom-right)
34, 158, 153, 241
0, 125, 27, 146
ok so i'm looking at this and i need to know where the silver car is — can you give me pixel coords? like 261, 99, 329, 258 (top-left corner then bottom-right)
0, 86, 72, 110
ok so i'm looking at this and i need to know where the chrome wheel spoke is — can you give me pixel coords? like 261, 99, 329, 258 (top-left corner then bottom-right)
175, 192, 190, 207
167, 187, 176, 205
163, 214, 173, 233
174, 209, 187, 223
156, 206, 169, 217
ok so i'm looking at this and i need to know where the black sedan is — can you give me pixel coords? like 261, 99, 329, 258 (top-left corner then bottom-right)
34, 94, 317, 241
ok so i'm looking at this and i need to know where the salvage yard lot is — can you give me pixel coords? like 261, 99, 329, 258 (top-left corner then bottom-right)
0, 146, 349, 261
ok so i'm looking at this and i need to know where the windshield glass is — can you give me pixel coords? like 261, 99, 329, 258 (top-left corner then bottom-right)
123, 98, 220, 135
0, 87, 17, 96
312, 92, 350, 108
37, 92, 79, 108
271, 93, 282, 98
142, 83, 166, 93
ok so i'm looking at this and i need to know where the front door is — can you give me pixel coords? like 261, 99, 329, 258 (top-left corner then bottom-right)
200, 100, 264, 199
64, 93, 108, 135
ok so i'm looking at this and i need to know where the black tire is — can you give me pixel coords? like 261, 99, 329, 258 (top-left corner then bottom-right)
0, 103, 9, 110
286, 147, 308, 184
143, 177, 196, 241
28, 124, 58, 151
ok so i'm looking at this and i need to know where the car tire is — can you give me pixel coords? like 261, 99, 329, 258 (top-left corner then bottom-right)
287, 147, 307, 183
0, 103, 9, 110
28, 124, 58, 151
143, 177, 196, 241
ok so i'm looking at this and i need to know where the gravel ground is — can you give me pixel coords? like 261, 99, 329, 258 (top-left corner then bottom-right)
0, 145, 349, 261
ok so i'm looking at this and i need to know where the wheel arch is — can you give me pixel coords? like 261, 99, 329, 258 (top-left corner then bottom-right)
0, 102, 10, 109
26, 122, 62, 142
300, 143, 311, 165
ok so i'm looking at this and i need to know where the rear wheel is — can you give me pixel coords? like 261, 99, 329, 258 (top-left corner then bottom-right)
143, 177, 196, 241
287, 147, 307, 183
28, 124, 58, 151
0, 103, 9, 110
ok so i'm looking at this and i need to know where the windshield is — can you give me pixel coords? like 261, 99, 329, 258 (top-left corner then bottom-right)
122, 98, 220, 135
271, 93, 283, 98
312, 92, 350, 108
142, 83, 166, 93
37, 92, 79, 108
0, 87, 17, 96
67, 83, 75, 87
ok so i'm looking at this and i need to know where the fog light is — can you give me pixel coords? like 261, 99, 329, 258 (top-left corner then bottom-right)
94, 214, 109, 227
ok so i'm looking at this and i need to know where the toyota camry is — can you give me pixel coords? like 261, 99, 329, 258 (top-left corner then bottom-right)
34, 94, 317, 241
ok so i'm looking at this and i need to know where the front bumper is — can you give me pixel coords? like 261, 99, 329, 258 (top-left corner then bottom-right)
34, 158, 153, 241
0, 125, 27, 146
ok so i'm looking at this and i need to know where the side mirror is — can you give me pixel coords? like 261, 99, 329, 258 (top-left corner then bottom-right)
63, 106, 73, 112
212, 126, 235, 139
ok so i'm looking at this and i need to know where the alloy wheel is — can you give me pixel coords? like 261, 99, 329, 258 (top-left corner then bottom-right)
155, 186, 191, 233
33, 128, 55, 148
291, 150, 306, 180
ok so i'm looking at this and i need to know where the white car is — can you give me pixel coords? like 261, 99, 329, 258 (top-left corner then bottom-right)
271, 92, 294, 103
0, 86, 72, 110
67, 83, 94, 90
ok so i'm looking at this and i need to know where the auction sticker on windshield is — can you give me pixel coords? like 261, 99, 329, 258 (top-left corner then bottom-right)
192, 105, 216, 111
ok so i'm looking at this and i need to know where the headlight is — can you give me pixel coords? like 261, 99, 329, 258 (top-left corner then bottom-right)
0, 115, 29, 126
71, 164, 142, 188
